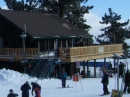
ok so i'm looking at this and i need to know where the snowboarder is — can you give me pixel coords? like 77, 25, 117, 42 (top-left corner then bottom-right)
20, 81, 31, 97
60, 69, 67, 88
101, 70, 110, 96
7, 89, 19, 97
31, 82, 41, 96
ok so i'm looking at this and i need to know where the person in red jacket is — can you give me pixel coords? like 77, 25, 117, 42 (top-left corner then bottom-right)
35, 86, 41, 97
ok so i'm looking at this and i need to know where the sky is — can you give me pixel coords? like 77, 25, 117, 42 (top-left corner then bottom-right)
0, 0, 130, 43
0, 58, 130, 97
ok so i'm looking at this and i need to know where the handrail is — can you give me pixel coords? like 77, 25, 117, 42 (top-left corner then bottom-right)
0, 48, 38, 56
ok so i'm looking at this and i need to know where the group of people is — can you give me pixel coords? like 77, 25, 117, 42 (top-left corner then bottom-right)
7, 69, 67, 97
6, 65, 130, 97
101, 61, 130, 95
7, 81, 41, 97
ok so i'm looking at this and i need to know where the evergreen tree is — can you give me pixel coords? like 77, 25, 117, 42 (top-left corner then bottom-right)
40, 0, 93, 31
96, 8, 130, 50
4, 0, 25, 11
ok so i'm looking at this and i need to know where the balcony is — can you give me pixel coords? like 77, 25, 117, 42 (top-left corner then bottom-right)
0, 44, 123, 62
0, 48, 38, 62
59, 44, 123, 62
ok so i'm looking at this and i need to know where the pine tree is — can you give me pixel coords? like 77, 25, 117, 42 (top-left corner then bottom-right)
96, 8, 130, 50
4, 0, 25, 11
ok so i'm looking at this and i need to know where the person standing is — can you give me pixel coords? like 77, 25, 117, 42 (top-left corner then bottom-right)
31, 82, 41, 96
123, 70, 130, 94
7, 89, 18, 97
21, 81, 31, 97
60, 69, 67, 88
119, 62, 124, 78
101, 70, 110, 96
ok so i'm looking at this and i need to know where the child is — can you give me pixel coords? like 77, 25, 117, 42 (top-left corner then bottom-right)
7, 89, 19, 97
35, 86, 41, 97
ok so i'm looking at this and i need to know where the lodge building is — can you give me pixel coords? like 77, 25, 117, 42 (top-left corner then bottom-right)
0, 10, 123, 79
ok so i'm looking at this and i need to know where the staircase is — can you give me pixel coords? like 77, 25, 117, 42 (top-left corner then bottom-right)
27, 50, 57, 79
28, 58, 56, 79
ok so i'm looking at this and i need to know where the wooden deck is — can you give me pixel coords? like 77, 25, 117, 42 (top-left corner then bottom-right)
0, 48, 38, 62
59, 44, 123, 62
0, 44, 123, 62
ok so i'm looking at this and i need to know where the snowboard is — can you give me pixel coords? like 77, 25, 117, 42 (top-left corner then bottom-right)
57, 87, 74, 88
100, 93, 110, 96
100, 94, 109, 96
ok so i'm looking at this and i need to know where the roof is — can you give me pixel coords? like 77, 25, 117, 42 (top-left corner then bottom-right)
0, 10, 92, 39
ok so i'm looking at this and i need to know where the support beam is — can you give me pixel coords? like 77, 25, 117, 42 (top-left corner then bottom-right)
94, 59, 96, 77
38, 40, 40, 52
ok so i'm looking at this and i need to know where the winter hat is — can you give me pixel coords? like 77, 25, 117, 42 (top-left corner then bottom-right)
26, 81, 29, 84
31, 82, 34, 85
10, 89, 13, 93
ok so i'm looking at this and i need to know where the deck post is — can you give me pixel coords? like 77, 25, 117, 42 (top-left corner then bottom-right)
94, 59, 96, 77
113, 53, 122, 92
38, 40, 40, 52
20, 31, 27, 71
87, 60, 89, 76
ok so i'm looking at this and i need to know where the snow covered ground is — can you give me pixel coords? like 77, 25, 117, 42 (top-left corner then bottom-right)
0, 58, 130, 97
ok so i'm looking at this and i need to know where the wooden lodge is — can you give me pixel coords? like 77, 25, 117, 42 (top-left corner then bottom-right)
0, 10, 123, 79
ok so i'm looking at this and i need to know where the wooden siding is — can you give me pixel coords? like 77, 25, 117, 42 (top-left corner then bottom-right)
0, 48, 38, 62
59, 44, 123, 62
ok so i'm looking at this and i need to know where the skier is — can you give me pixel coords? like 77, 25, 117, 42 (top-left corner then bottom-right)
7, 89, 19, 97
20, 81, 31, 97
31, 82, 41, 96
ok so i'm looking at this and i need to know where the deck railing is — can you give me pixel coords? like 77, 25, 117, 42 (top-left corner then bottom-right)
59, 44, 123, 59
0, 48, 38, 56
0, 44, 123, 62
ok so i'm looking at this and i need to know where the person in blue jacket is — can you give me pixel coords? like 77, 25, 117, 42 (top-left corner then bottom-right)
60, 69, 67, 88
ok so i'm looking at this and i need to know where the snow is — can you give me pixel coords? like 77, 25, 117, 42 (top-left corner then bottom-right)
0, 58, 130, 97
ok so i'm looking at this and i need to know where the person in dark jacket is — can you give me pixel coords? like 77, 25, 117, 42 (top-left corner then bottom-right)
7, 89, 18, 97
119, 62, 124, 78
60, 69, 67, 88
31, 82, 41, 96
21, 81, 31, 97
101, 70, 110, 95
123, 70, 130, 93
